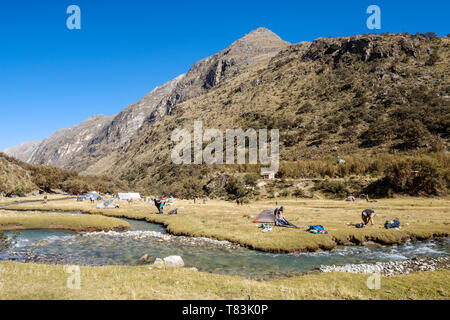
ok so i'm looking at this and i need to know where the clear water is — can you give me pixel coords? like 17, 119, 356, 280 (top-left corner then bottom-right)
0, 211, 449, 280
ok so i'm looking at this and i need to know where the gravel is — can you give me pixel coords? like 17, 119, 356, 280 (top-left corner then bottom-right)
319, 256, 450, 276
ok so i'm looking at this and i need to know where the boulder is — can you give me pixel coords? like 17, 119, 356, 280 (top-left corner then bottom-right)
139, 254, 152, 263
163, 256, 185, 268
153, 258, 164, 265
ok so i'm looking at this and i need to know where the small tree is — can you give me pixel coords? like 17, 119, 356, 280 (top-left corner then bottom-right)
225, 177, 247, 199
244, 173, 260, 186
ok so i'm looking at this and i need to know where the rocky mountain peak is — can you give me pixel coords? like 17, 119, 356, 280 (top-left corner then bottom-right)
226, 27, 290, 56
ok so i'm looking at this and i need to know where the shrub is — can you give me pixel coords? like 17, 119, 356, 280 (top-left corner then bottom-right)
314, 180, 350, 199
292, 188, 306, 198
365, 156, 446, 197
224, 177, 247, 199
244, 173, 260, 186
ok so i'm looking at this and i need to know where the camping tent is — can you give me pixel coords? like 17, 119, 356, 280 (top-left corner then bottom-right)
96, 201, 116, 209
118, 193, 142, 201
86, 192, 101, 201
254, 209, 275, 223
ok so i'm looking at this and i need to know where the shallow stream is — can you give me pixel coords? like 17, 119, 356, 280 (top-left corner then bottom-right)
1, 210, 449, 279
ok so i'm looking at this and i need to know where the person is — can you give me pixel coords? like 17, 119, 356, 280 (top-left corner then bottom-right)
160, 197, 166, 213
362, 209, 375, 226
43, 195, 48, 204
274, 206, 284, 222
153, 198, 164, 214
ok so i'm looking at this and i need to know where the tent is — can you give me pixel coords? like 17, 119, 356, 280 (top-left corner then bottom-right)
253, 209, 275, 223
86, 192, 101, 201
118, 193, 142, 201
96, 201, 116, 209
276, 217, 301, 229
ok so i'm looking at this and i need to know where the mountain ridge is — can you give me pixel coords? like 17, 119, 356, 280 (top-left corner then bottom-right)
4, 27, 291, 171
4, 30, 449, 197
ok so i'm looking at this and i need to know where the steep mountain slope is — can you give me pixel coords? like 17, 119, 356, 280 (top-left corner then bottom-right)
4, 30, 449, 197
99, 33, 449, 195
5, 28, 290, 173
3, 141, 41, 163
24, 114, 115, 169
0, 153, 36, 195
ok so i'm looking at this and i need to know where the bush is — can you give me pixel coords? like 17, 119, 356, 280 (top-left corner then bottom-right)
224, 177, 247, 199
314, 180, 350, 199
365, 156, 446, 197
280, 189, 291, 197
292, 188, 306, 198
244, 173, 260, 186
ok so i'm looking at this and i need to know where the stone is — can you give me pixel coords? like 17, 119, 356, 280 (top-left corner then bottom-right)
163, 255, 185, 268
154, 258, 164, 265
139, 254, 152, 263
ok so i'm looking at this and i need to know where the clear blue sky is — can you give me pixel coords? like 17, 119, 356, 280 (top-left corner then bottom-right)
0, 0, 448, 150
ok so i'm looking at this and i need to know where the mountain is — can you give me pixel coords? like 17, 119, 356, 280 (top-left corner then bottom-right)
3, 141, 41, 163
21, 114, 115, 170
99, 32, 449, 195
5, 27, 290, 174
4, 29, 449, 197
0, 153, 36, 195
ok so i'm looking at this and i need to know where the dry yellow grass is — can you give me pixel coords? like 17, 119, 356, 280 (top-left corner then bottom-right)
4, 197, 450, 252
0, 195, 70, 205
0, 210, 129, 232
0, 261, 448, 300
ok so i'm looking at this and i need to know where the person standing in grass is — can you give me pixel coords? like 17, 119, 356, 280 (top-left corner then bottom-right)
362, 209, 375, 226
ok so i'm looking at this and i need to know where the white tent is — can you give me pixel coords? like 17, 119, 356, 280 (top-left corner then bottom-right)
118, 193, 142, 201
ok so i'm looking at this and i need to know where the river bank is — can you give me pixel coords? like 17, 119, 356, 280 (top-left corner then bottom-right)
0, 210, 130, 233
1, 208, 448, 280
320, 256, 450, 276
4, 198, 450, 253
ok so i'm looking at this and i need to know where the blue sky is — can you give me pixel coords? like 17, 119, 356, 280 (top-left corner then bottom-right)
0, 0, 448, 150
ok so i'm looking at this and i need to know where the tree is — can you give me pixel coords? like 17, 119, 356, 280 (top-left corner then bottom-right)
225, 177, 247, 199
366, 156, 445, 197
244, 173, 260, 186
396, 120, 431, 150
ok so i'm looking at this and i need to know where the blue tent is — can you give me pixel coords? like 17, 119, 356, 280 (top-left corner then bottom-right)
86, 192, 102, 201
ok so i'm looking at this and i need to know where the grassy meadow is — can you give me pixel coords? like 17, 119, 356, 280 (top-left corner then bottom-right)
4, 197, 450, 252
0, 210, 130, 232
0, 197, 448, 300
0, 194, 70, 205
0, 261, 448, 300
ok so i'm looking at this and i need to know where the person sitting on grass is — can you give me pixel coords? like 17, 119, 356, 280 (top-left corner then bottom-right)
273, 206, 301, 228
362, 209, 375, 226
274, 206, 285, 222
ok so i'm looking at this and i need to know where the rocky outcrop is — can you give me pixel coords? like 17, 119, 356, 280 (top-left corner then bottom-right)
150, 27, 290, 120
302, 34, 423, 68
